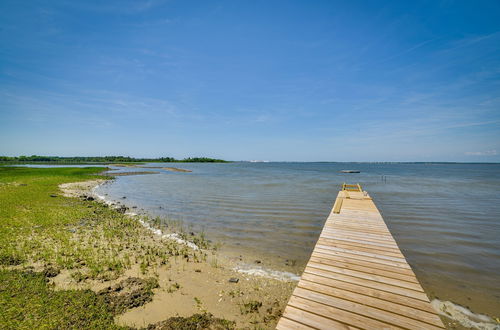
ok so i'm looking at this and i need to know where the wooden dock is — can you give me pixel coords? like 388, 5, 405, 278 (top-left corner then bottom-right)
277, 184, 445, 329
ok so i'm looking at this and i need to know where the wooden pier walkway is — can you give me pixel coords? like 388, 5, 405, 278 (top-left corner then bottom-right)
277, 184, 445, 329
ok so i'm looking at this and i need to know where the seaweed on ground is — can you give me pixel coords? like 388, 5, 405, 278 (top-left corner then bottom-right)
98, 277, 159, 315
146, 313, 235, 330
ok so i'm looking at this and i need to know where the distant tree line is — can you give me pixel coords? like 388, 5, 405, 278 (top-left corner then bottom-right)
0, 155, 228, 163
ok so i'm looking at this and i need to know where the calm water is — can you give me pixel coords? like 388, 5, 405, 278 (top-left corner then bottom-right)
95, 162, 500, 318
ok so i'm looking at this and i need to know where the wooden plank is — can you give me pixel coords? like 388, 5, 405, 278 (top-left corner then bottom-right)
300, 272, 437, 314
320, 234, 399, 249
325, 224, 389, 234
314, 247, 412, 269
322, 228, 398, 243
321, 231, 397, 244
276, 316, 316, 329
281, 305, 357, 330
318, 236, 400, 251
315, 244, 408, 263
330, 220, 387, 227
317, 238, 405, 257
311, 251, 416, 276
288, 295, 399, 329
298, 280, 444, 327
293, 287, 443, 330
333, 197, 343, 214
276, 186, 445, 329
303, 266, 430, 301
306, 262, 425, 292
309, 255, 419, 283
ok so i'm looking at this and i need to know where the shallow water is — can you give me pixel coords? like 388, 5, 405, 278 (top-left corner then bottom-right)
95, 162, 500, 321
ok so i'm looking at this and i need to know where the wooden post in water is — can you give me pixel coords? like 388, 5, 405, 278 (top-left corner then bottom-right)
277, 184, 445, 329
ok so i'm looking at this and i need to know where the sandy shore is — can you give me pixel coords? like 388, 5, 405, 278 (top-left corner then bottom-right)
58, 179, 295, 329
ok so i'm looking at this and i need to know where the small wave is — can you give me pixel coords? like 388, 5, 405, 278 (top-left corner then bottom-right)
91, 183, 112, 205
234, 264, 300, 282
162, 232, 200, 250
92, 183, 200, 251
431, 299, 500, 330
137, 218, 199, 250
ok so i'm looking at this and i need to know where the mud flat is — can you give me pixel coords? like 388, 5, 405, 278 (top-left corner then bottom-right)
103, 171, 160, 176
110, 164, 192, 173
161, 167, 192, 172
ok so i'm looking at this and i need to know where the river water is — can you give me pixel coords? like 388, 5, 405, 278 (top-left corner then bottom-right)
94, 162, 500, 324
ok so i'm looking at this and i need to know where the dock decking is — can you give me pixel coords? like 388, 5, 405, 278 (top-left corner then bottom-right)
277, 184, 445, 329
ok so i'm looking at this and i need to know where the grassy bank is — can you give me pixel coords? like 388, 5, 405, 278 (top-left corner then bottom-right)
0, 167, 226, 328
0, 166, 293, 329
0, 167, 200, 279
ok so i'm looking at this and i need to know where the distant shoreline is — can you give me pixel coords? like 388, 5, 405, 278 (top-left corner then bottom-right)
1, 155, 499, 165
0, 155, 230, 164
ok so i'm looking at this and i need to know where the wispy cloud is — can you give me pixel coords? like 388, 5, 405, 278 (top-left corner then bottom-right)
373, 38, 440, 65
59, 0, 170, 15
442, 31, 500, 53
0, 85, 203, 129
465, 150, 498, 156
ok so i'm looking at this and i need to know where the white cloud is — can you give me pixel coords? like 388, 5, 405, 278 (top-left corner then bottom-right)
465, 150, 498, 156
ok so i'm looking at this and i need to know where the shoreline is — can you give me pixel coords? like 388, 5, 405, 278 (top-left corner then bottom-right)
91, 174, 304, 282
58, 177, 295, 329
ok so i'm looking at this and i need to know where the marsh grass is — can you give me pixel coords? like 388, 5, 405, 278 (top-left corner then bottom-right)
0, 166, 212, 328
0, 269, 122, 329
146, 313, 235, 330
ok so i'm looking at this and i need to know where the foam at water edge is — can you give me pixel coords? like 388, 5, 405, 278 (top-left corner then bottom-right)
92, 182, 199, 251
91, 182, 112, 205
234, 264, 300, 282
431, 299, 500, 330
138, 218, 199, 250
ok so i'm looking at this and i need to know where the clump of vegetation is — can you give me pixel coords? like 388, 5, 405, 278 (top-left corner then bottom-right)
263, 300, 283, 324
42, 265, 60, 278
241, 300, 263, 314
228, 289, 244, 298
189, 232, 211, 250
98, 277, 159, 314
194, 297, 207, 313
166, 282, 181, 293
147, 313, 235, 330
0, 254, 24, 266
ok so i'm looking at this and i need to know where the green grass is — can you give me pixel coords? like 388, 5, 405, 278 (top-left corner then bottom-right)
0, 167, 107, 266
0, 166, 209, 329
0, 270, 121, 329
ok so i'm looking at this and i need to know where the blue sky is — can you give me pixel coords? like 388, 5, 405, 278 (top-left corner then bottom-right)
1, 0, 499, 161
